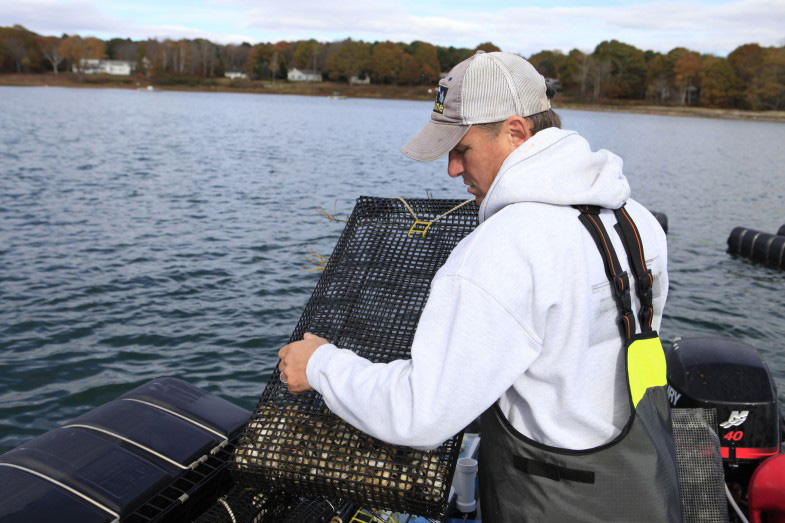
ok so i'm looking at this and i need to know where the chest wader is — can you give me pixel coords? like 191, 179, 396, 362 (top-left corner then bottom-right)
479, 205, 682, 522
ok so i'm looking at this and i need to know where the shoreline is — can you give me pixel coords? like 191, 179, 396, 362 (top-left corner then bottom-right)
3, 73, 785, 123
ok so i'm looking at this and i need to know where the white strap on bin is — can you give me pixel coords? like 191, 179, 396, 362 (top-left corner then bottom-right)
120, 398, 229, 443
0, 462, 120, 522
64, 424, 195, 470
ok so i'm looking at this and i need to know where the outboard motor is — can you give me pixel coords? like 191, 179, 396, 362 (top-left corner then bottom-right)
666, 337, 781, 500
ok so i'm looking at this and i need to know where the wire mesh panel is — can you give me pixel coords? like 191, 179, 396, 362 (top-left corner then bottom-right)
232, 197, 479, 520
672, 408, 728, 523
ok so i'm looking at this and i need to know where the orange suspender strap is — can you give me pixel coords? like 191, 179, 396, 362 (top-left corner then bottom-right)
573, 205, 635, 343
613, 206, 655, 332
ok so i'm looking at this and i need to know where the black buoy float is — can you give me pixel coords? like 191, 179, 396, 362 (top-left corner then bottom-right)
651, 211, 668, 234
778, 224, 785, 236
727, 227, 785, 269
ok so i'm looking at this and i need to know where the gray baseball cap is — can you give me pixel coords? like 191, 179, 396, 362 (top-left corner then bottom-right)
401, 51, 551, 162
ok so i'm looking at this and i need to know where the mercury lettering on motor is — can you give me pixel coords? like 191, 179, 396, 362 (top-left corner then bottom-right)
666, 385, 681, 406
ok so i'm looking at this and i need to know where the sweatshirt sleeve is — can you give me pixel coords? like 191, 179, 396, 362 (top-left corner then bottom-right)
306, 273, 543, 449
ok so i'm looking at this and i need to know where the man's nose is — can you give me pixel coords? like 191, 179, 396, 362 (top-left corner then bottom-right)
447, 154, 463, 178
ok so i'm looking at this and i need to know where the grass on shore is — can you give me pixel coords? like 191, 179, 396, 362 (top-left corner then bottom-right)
2, 73, 784, 123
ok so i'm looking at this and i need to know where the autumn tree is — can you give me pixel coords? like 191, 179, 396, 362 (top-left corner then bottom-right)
671, 49, 701, 104
399, 53, 421, 84
591, 58, 612, 99
564, 49, 593, 97
408, 41, 440, 84
4, 36, 28, 72
173, 40, 190, 74
135, 43, 147, 75
728, 43, 771, 109
593, 40, 647, 98
370, 41, 403, 84
106, 38, 138, 61
60, 35, 86, 72
436, 45, 473, 72
748, 46, 785, 110
327, 39, 371, 81
644, 52, 672, 101
222, 43, 250, 72
475, 42, 501, 53
37, 36, 63, 73
244, 42, 286, 81
193, 39, 217, 76
700, 56, 739, 107
84, 37, 105, 60
728, 43, 764, 86
292, 39, 321, 70
245, 43, 270, 79
529, 50, 566, 80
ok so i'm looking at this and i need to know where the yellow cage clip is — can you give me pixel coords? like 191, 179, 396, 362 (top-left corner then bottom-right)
407, 220, 433, 238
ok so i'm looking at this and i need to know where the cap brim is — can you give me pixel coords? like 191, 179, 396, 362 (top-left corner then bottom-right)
401, 121, 470, 162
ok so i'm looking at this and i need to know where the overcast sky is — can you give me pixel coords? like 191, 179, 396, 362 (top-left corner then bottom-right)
2, 0, 784, 56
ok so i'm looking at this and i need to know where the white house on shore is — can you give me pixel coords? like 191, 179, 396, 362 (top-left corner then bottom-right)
349, 75, 370, 85
224, 69, 247, 79
75, 59, 134, 75
287, 68, 322, 82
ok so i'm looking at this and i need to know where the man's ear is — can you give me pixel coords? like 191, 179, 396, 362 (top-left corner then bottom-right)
506, 115, 532, 147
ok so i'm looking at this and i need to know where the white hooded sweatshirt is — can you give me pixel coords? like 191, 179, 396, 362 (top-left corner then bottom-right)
306, 127, 668, 450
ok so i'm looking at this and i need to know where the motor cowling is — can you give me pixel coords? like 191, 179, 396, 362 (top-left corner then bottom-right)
666, 337, 781, 471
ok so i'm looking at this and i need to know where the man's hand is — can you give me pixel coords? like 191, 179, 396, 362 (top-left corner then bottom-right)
278, 332, 328, 394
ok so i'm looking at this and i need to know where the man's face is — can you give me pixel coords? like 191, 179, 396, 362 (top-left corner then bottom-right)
447, 125, 512, 205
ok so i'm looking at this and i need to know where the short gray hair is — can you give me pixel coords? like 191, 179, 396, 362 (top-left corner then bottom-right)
475, 109, 562, 137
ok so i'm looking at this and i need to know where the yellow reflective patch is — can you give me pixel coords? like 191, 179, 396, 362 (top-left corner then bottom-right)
627, 336, 667, 408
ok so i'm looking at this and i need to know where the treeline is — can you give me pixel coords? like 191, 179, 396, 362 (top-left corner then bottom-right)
529, 41, 785, 110
2, 24, 784, 110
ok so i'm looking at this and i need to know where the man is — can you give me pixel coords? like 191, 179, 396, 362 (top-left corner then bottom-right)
279, 51, 680, 521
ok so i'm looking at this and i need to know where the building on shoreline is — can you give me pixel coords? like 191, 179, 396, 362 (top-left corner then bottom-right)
225, 69, 247, 80
287, 68, 323, 82
349, 75, 370, 85
75, 59, 134, 75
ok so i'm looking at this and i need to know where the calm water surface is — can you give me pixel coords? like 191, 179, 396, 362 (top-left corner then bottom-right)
1, 87, 785, 452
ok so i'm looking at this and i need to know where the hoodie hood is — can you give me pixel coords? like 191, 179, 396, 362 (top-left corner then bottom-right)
478, 128, 630, 223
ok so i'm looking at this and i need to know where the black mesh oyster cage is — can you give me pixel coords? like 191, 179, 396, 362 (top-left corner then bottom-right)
231, 197, 479, 519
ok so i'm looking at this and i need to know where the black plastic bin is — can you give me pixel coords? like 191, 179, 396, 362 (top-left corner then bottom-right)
0, 377, 250, 523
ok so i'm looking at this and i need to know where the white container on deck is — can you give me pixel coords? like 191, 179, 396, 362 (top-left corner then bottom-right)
454, 457, 478, 513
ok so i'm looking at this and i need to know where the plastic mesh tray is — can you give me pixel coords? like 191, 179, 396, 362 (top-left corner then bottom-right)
231, 197, 479, 519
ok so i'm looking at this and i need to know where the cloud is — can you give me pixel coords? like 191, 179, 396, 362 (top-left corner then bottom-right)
0, 0, 119, 36
218, 0, 785, 54
1, 0, 783, 55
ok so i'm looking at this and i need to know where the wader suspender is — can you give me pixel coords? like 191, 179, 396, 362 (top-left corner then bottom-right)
574, 204, 667, 407
574, 205, 636, 342
477, 205, 681, 523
